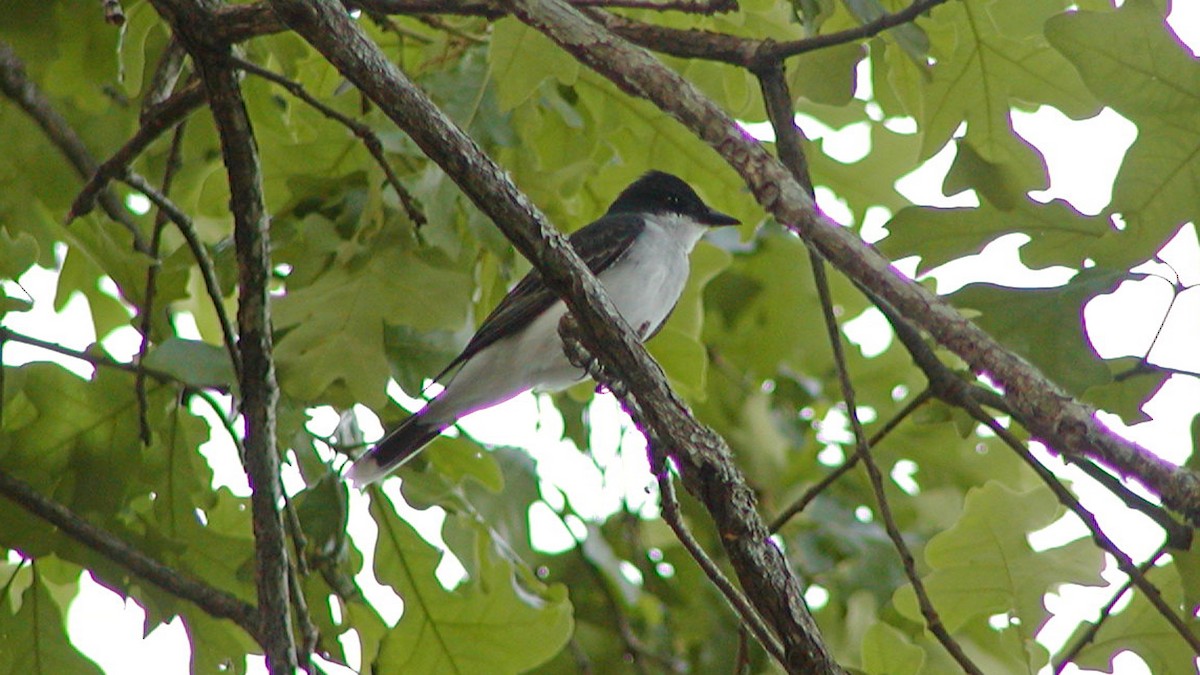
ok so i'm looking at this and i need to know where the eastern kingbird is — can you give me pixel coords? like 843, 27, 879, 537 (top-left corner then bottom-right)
346, 171, 739, 486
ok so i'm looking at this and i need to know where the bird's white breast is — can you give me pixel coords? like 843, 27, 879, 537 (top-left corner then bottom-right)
600, 213, 708, 338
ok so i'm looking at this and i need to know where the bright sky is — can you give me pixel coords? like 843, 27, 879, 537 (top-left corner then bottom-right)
2, 4, 1198, 673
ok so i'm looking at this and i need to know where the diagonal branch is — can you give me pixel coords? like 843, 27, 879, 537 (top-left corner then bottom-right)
69, 79, 206, 223
0, 467, 260, 639
0, 40, 148, 252
499, 0, 1200, 525
120, 172, 244, 381
265, 0, 840, 670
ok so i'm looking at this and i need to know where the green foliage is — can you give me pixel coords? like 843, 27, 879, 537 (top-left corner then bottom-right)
0, 563, 103, 675
0, 0, 1196, 672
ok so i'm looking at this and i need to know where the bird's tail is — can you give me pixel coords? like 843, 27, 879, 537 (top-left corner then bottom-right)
345, 415, 446, 487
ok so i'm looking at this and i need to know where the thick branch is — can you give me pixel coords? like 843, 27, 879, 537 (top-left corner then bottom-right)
265, 0, 839, 670
500, 0, 1200, 524
145, 0, 296, 670
0, 468, 259, 638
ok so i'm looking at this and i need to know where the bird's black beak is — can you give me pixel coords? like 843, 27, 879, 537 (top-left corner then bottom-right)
703, 208, 740, 227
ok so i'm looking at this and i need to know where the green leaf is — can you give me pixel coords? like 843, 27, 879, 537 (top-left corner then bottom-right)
806, 120, 923, 219
294, 475, 351, 559
489, 19, 579, 111
881, 198, 1110, 275
1046, 0, 1200, 265
861, 620, 925, 675
1083, 358, 1168, 425
704, 231, 829, 378
949, 269, 1124, 394
142, 337, 237, 389
943, 137, 1047, 210
273, 247, 471, 408
369, 492, 573, 673
0, 566, 103, 675
0, 228, 38, 280
894, 482, 1104, 648
791, 43, 866, 106
921, 0, 1099, 161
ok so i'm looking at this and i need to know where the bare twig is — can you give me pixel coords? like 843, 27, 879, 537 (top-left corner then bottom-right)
968, 403, 1200, 656
813, 256, 983, 673
0, 467, 260, 638
758, 61, 982, 673
755, 0, 947, 64
228, 56, 426, 227
768, 388, 933, 533
136, 121, 189, 445
69, 79, 206, 222
652, 457, 785, 665
120, 172, 243, 381
547, 494, 679, 674
1052, 545, 1169, 673
0, 327, 174, 383
0, 40, 148, 251
143, 39, 189, 116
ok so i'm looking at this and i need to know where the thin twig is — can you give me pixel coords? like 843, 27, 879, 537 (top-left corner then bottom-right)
757, 60, 982, 673
228, 56, 427, 227
812, 256, 983, 674
137, 121, 189, 445
0, 327, 174, 383
967, 402, 1200, 656
547, 494, 678, 674
143, 40, 189, 116
653, 459, 786, 665
755, 0, 947, 64
69, 79, 206, 222
1053, 545, 1169, 673
120, 172, 243, 381
0, 467, 260, 638
191, 388, 246, 458
768, 388, 933, 533
0, 40, 148, 251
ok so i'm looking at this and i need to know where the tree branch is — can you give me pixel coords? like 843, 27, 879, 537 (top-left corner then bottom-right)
1052, 545, 1168, 673
651, 456, 785, 665
759, 61, 980, 671
0, 327, 174, 383
0, 40, 149, 252
500, 0, 1200, 525
969, 401, 1200, 656
120, 172, 243, 381
0, 467, 260, 639
68, 80, 206, 223
265, 1, 840, 670
146, 0, 296, 670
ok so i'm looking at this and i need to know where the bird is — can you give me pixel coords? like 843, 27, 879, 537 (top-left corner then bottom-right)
346, 171, 739, 486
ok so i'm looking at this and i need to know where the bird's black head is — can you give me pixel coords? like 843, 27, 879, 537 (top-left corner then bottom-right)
607, 171, 740, 227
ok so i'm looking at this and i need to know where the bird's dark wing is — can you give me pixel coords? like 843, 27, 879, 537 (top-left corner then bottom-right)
431, 213, 646, 382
